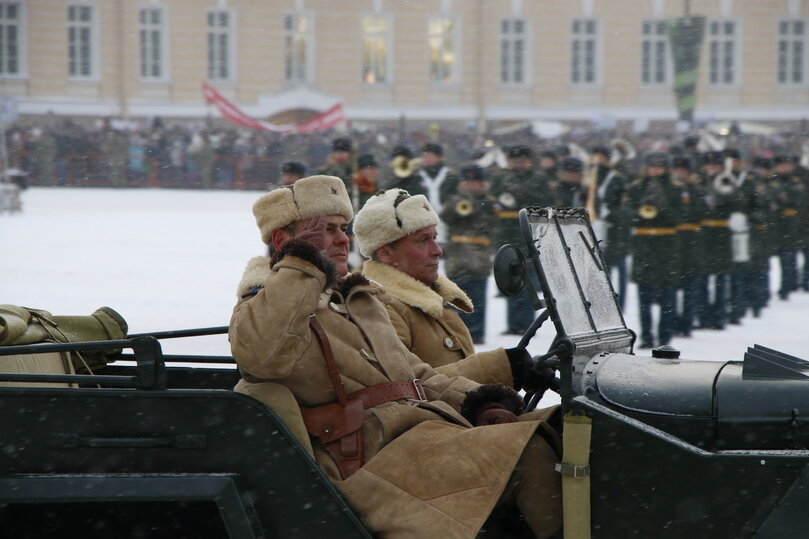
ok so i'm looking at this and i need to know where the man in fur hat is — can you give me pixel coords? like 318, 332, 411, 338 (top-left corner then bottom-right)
230, 175, 562, 538
353, 187, 558, 396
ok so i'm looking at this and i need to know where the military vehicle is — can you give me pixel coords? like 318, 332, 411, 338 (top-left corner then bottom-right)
1, 206, 807, 537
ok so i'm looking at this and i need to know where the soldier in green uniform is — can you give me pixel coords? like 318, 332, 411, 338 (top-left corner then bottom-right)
553, 157, 586, 208
747, 156, 778, 316
440, 164, 498, 343
671, 156, 706, 337
318, 137, 355, 205
697, 151, 741, 329
538, 150, 559, 189
770, 153, 806, 300
626, 153, 682, 348
490, 145, 554, 334
725, 148, 757, 324
418, 143, 459, 245
588, 145, 632, 310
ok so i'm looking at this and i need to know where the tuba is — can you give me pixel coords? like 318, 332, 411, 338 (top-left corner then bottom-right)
712, 157, 738, 196
639, 179, 667, 220
610, 138, 637, 167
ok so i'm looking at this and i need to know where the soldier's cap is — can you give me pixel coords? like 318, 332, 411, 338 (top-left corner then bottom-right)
645, 152, 670, 168
252, 175, 353, 245
683, 136, 700, 148
724, 148, 741, 159
560, 157, 584, 172
330, 137, 353, 152
590, 145, 612, 158
280, 161, 306, 177
774, 153, 799, 164
701, 151, 724, 165
671, 156, 693, 171
421, 143, 443, 156
752, 156, 773, 168
461, 164, 485, 181
353, 189, 439, 258
539, 150, 557, 160
357, 154, 379, 169
391, 145, 414, 159
507, 145, 533, 159
554, 145, 571, 157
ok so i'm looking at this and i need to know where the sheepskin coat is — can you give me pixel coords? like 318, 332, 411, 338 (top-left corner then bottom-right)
229, 251, 540, 538
362, 260, 513, 387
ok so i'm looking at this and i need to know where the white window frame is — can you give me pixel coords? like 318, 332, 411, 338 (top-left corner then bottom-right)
283, 10, 314, 86
207, 7, 235, 83
640, 18, 670, 87
361, 12, 392, 85
138, 5, 169, 82
777, 18, 808, 87
0, 1, 25, 78
708, 18, 741, 87
428, 15, 461, 86
571, 17, 599, 87
500, 16, 531, 87
67, 2, 99, 81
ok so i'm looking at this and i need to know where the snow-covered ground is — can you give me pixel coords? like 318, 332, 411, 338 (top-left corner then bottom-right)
2, 187, 808, 408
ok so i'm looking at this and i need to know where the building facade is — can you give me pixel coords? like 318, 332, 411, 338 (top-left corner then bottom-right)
0, 0, 807, 128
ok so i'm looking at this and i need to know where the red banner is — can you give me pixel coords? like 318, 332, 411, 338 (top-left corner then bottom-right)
202, 82, 345, 133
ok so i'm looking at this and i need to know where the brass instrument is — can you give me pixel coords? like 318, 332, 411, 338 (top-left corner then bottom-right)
455, 198, 474, 216
392, 155, 421, 178
696, 129, 726, 153
609, 138, 637, 167
712, 157, 738, 196
638, 178, 667, 220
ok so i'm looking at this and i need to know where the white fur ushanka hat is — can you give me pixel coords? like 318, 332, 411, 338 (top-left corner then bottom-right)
252, 175, 354, 244
353, 189, 440, 258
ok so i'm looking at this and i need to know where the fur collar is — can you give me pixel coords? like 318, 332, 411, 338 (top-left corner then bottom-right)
235, 256, 373, 303
362, 260, 473, 318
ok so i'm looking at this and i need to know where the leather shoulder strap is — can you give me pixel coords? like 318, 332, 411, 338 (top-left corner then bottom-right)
308, 315, 348, 406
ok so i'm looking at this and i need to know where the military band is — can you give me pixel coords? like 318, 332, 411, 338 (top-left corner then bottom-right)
312, 134, 807, 347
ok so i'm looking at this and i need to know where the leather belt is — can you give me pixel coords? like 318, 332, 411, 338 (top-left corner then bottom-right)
782, 209, 798, 217
497, 210, 519, 218
348, 379, 428, 409
677, 223, 701, 231
701, 219, 729, 227
633, 227, 677, 236
450, 234, 491, 246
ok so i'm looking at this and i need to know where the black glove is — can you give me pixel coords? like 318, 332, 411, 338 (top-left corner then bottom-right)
461, 384, 524, 426
506, 347, 559, 394
270, 239, 339, 291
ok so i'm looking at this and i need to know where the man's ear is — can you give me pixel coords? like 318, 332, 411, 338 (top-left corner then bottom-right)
271, 227, 292, 251
375, 244, 395, 266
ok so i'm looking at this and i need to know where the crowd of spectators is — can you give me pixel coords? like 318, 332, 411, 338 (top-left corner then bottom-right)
3, 116, 807, 190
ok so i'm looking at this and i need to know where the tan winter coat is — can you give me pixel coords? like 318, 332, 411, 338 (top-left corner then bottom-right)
362, 260, 513, 386
229, 254, 539, 538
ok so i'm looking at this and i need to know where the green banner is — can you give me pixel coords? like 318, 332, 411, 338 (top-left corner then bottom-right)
667, 16, 706, 124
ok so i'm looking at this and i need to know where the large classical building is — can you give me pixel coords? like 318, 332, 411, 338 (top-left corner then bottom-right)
0, 0, 807, 129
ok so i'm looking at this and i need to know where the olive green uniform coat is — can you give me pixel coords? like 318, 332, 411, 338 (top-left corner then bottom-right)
230, 254, 558, 538
362, 260, 512, 386
490, 169, 553, 249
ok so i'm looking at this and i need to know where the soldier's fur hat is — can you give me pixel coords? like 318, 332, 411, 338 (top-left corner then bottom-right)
252, 175, 353, 245
353, 189, 440, 258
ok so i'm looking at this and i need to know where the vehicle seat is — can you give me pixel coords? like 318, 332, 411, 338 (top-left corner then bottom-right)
233, 379, 315, 457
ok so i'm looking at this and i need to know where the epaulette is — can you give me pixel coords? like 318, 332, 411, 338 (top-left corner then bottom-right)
241, 285, 264, 299
671, 178, 683, 187
630, 178, 644, 186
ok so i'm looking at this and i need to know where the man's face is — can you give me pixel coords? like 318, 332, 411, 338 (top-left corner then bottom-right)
703, 163, 723, 176
560, 170, 581, 184
279, 215, 350, 275
358, 166, 378, 181
511, 157, 533, 171
332, 150, 350, 163
378, 225, 442, 285
539, 157, 556, 170
647, 165, 667, 177
280, 173, 300, 185
421, 152, 441, 167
